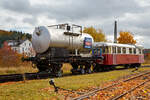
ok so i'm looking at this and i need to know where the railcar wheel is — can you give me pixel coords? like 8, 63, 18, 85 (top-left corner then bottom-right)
124, 64, 130, 69
137, 63, 141, 67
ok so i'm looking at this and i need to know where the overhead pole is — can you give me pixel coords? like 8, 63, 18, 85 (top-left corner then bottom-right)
114, 20, 117, 43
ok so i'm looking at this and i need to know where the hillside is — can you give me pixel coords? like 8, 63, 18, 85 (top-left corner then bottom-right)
0, 30, 32, 48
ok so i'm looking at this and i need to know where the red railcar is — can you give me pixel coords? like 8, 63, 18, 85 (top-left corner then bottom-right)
93, 42, 144, 71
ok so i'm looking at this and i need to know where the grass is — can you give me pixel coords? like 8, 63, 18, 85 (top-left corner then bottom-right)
0, 64, 72, 75
0, 66, 38, 75
1, 66, 150, 100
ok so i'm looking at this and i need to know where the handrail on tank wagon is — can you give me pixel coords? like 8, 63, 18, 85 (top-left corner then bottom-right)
47, 23, 82, 35
47, 23, 69, 29
72, 24, 82, 35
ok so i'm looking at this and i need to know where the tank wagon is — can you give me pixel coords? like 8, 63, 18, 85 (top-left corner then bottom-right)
23, 24, 103, 76
92, 42, 144, 72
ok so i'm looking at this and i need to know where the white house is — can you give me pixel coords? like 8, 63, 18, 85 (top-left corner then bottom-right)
6, 40, 35, 57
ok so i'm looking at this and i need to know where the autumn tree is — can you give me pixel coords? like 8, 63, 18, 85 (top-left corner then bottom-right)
0, 45, 29, 67
117, 31, 136, 44
83, 26, 107, 42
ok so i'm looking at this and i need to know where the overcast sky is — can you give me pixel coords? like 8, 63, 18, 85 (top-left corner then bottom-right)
0, 0, 150, 48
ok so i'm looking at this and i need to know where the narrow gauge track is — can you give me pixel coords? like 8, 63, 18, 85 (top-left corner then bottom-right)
71, 70, 150, 100
110, 79, 150, 100
0, 72, 74, 83
0, 65, 149, 84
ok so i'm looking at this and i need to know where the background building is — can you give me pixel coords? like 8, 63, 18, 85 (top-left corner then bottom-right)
3, 40, 35, 57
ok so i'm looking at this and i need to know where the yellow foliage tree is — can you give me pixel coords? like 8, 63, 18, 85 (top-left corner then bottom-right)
83, 27, 107, 42
117, 31, 136, 44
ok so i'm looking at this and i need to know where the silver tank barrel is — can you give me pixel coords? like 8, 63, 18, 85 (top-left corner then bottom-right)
32, 26, 94, 53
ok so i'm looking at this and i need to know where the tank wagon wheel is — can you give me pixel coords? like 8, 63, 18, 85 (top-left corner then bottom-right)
80, 65, 85, 74
56, 70, 63, 77
55, 64, 63, 77
71, 63, 78, 74
50, 63, 63, 77
93, 64, 98, 72
81, 68, 85, 74
85, 63, 92, 74
87, 68, 92, 74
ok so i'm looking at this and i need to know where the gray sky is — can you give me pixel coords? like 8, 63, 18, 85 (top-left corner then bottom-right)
0, 0, 150, 48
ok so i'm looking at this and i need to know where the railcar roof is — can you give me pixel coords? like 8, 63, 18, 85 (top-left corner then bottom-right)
93, 42, 143, 49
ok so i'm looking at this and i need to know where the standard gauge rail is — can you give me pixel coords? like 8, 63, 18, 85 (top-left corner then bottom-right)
71, 70, 150, 100
0, 65, 149, 83
0, 72, 62, 83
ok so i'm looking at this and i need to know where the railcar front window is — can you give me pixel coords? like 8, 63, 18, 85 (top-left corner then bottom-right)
94, 49, 97, 55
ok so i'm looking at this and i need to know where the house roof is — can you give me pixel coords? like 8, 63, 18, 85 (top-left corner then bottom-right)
6, 39, 29, 47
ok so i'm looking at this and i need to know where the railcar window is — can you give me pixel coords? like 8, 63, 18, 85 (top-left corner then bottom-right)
113, 47, 116, 53
108, 46, 111, 54
105, 46, 108, 53
102, 46, 108, 54
129, 48, 132, 54
123, 47, 126, 54
117, 47, 121, 54
134, 48, 136, 54
139, 49, 141, 54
